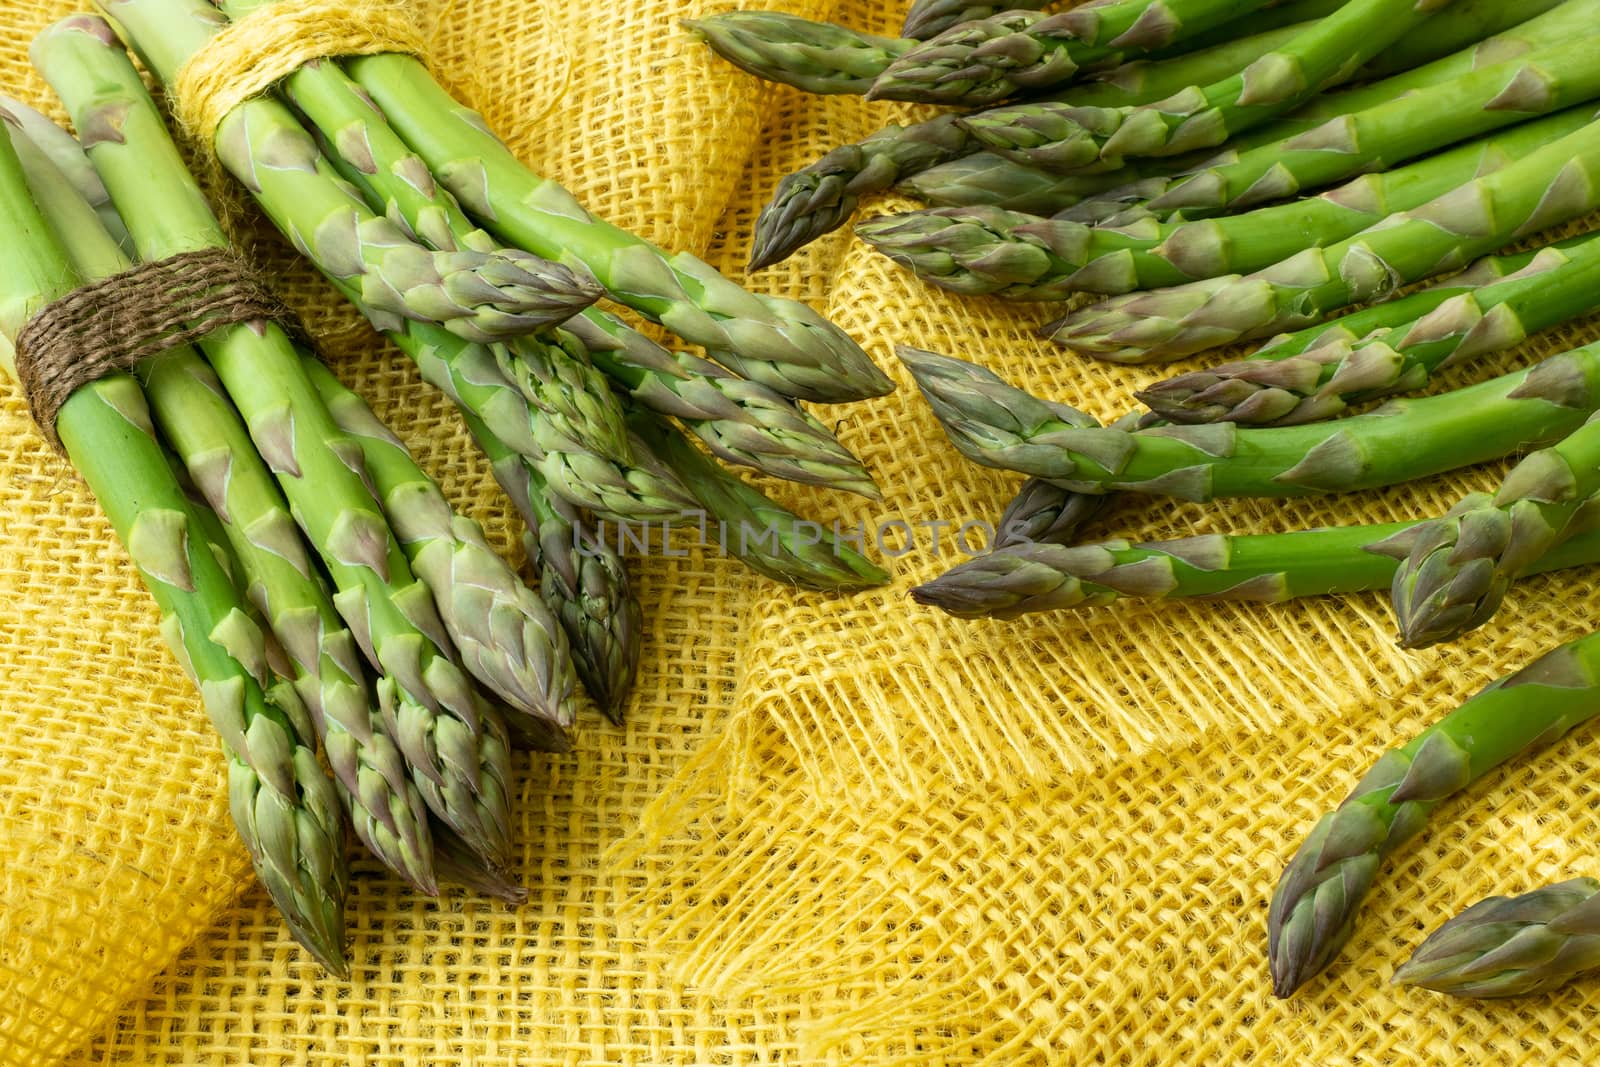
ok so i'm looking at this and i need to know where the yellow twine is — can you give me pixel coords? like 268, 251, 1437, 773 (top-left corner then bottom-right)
171, 0, 426, 148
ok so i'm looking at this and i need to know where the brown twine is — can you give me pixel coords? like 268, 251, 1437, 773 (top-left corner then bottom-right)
15, 248, 300, 451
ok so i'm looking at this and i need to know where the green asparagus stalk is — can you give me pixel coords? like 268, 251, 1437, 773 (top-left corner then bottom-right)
1269, 630, 1600, 997
1050, 114, 1600, 363
1141, 233, 1600, 425
300, 354, 579, 736
332, 52, 892, 405
9, 115, 438, 895
257, 50, 877, 500
1392, 411, 1600, 648
913, 514, 1600, 619
902, 0, 1050, 41
0, 95, 130, 252
39, 18, 516, 868
683, 12, 912, 95
903, 152, 1141, 212
747, 20, 1323, 269
1063, 0, 1600, 218
949, 0, 1467, 169
459, 410, 640, 720
864, 109, 1590, 300
1393, 877, 1600, 998
624, 407, 891, 591
0, 117, 349, 971
898, 343, 1600, 500
869, 0, 1281, 105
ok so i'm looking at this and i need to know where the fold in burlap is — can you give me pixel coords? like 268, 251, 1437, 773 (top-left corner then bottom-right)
4, 0, 1600, 1064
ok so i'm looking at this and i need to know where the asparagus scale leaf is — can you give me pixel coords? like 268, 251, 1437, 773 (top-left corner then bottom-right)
301, 354, 580, 736
460, 410, 642, 720
870, 0, 1281, 105
749, 18, 1322, 268
1079, 0, 1600, 218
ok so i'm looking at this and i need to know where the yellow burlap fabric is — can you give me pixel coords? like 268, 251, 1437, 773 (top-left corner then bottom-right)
4, 0, 1600, 1061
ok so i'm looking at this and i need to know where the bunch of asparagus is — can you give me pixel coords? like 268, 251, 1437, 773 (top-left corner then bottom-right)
0, 0, 901, 969
698, 0, 1600, 1000
0, 98, 532, 970
61, 0, 898, 708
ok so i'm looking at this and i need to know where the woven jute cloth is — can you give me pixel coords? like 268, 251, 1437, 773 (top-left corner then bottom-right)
3, 0, 1600, 1063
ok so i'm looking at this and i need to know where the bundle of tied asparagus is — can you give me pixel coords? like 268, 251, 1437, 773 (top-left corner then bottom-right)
0, 0, 897, 971
696, 0, 1600, 1001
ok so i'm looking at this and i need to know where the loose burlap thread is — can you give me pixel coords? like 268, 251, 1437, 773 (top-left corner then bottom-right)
14, 248, 295, 450
5, 0, 1600, 1064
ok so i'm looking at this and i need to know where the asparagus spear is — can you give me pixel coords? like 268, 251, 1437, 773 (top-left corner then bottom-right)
683, 12, 912, 95
1065, 0, 1600, 218
953, 0, 1467, 170
1050, 114, 1600, 363
913, 515, 1600, 618
1269, 629, 1600, 997
1393, 877, 1600, 998
625, 407, 891, 591
0, 95, 130, 252
902, 0, 1050, 41
1141, 234, 1600, 425
0, 119, 349, 971
898, 343, 1600, 500
864, 109, 1590, 299
461, 410, 640, 720
970, 38, 1600, 189
301, 354, 579, 736
39, 19, 516, 868
1392, 412, 1600, 649
869, 1, 1281, 105
9, 115, 439, 894
332, 52, 892, 404
748, 21, 1314, 269
258, 50, 876, 500
904, 153, 1141, 212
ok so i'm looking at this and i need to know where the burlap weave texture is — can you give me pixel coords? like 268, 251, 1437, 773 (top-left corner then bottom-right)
1, 0, 1598, 1063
